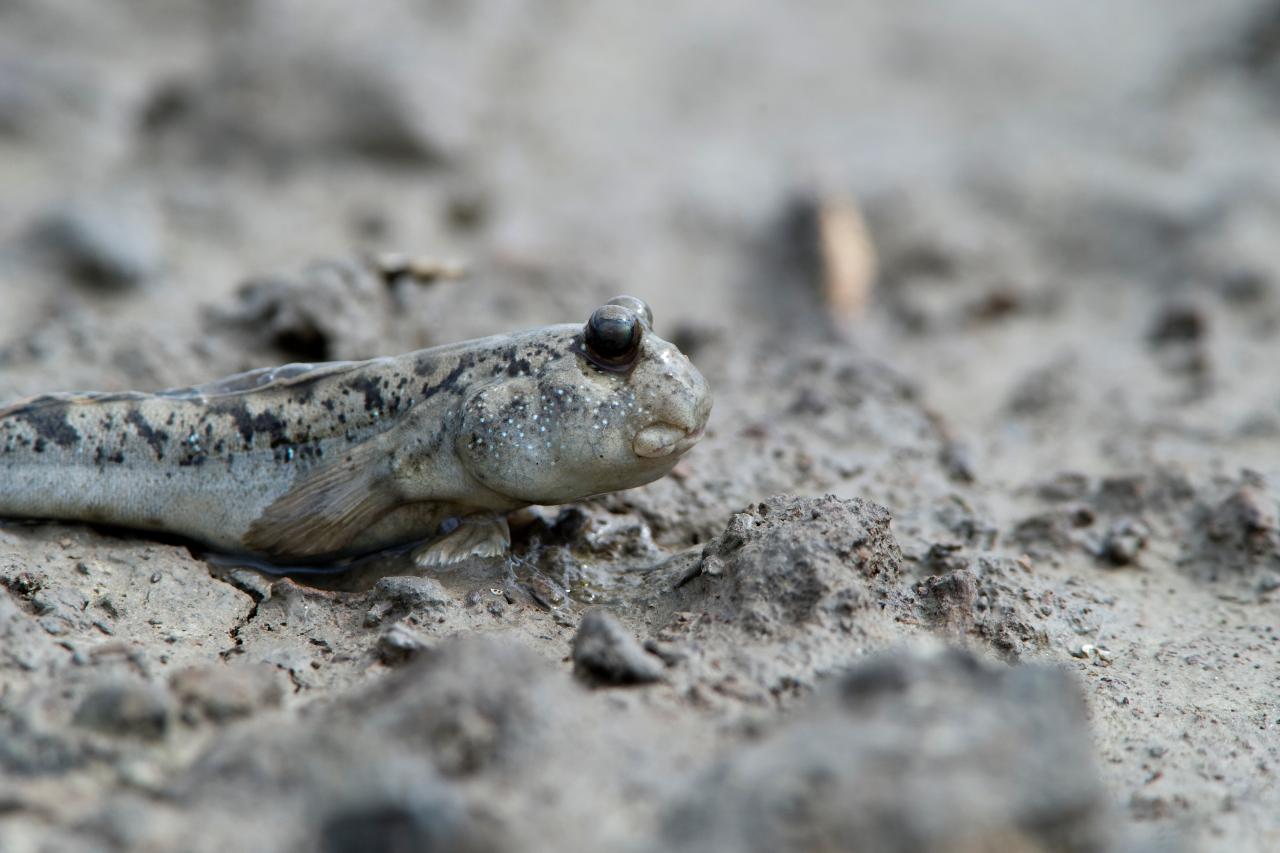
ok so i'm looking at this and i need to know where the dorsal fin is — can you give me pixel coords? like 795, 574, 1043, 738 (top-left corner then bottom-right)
0, 359, 392, 416
155, 359, 393, 401
0, 390, 148, 420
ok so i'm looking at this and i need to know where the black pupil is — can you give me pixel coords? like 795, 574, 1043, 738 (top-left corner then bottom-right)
586, 307, 637, 359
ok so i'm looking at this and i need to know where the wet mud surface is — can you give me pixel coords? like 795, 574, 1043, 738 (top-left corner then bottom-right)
3, 2, 1280, 851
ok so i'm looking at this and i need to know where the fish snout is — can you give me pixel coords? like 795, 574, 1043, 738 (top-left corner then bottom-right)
633, 422, 705, 458
632, 367, 712, 459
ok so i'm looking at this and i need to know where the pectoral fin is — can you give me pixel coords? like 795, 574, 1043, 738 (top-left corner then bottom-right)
243, 446, 399, 560
412, 513, 510, 567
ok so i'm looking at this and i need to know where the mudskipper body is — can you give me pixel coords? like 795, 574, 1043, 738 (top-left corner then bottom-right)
0, 296, 711, 567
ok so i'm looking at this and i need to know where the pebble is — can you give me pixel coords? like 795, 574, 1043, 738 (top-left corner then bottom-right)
571, 608, 665, 686
526, 573, 567, 610
320, 796, 475, 853
370, 576, 451, 610
72, 681, 171, 740
1100, 518, 1148, 567
365, 576, 451, 626
377, 623, 430, 665
170, 664, 284, 723
1067, 642, 1113, 666
33, 194, 162, 290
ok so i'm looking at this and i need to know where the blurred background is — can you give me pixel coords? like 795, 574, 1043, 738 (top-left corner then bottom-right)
3, 1, 1280, 851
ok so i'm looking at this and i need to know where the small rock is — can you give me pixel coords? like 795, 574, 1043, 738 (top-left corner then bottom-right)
377, 623, 430, 665
916, 569, 977, 634
1067, 642, 1112, 665
321, 801, 467, 853
1219, 267, 1270, 304
223, 568, 272, 600
373, 574, 453, 607
643, 639, 686, 666
32, 194, 162, 290
572, 609, 664, 686
939, 438, 975, 484
1009, 508, 1089, 555
210, 258, 390, 362
1148, 302, 1207, 345
526, 573, 566, 610
73, 681, 171, 740
31, 584, 91, 634
170, 664, 284, 723
366, 576, 451, 626
1101, 518, 1149, 566
1006, 357, 1076, 416
1035, 471, 1090, 503
1208, 486, 1276, 542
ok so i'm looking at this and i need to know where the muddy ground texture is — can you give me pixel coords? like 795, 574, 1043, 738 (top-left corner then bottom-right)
3, 2, 1280, 851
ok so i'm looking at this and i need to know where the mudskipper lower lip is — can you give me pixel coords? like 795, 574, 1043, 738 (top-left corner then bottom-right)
634, 423, 704, 458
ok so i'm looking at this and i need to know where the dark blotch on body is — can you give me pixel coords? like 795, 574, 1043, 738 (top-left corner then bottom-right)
12, 400, 81, 449
413, 353, 437, 377
126, 408, 169, 460
347, 375, 386, 413
421, 356, 472, 400
211, 401, 290, 449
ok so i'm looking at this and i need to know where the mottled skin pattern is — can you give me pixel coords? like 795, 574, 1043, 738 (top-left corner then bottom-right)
0, 300, 711, 566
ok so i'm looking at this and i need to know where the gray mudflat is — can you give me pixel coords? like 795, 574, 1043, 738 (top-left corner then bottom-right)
2, 3, 1279, 851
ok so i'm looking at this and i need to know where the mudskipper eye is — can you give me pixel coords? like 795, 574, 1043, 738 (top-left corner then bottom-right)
584, 305, 641, 365
605, 295, 653, 330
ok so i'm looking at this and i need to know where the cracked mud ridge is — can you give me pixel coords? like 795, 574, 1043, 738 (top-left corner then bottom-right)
3, 2, 1280, 851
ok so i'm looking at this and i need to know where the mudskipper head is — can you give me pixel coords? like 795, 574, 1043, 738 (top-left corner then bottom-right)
457, 296, 712, 505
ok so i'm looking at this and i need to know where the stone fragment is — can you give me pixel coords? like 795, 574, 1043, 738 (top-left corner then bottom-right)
376, 623, 430, 665
170, 664, 285, 724
72, 681, 171, 740
365, 576, 451, 627
571, 609, 664, 686
32, 194, 162, 290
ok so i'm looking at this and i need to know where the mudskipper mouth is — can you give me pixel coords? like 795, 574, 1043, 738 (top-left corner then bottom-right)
633, 423, 705, 459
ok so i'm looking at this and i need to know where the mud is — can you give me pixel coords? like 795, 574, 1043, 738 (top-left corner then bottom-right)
2, 2, 1280, 851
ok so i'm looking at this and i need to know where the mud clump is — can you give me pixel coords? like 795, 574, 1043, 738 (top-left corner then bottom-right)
363, 575, 452, 627
643, 494, 918, 708
682, 494, 901, 637
914, 558, 1050, 661
208, 257, 396, 362
1183, 475, 1280, 582
653, 645, 1116, 853
1009, 467, 1280, 585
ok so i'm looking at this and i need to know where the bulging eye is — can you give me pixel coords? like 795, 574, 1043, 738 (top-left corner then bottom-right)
605, 295, 653, 330
584, 305, 641, 365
